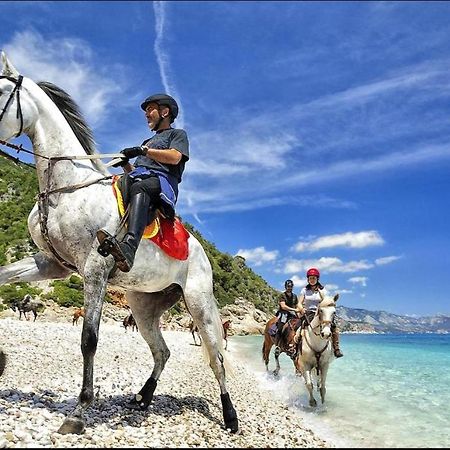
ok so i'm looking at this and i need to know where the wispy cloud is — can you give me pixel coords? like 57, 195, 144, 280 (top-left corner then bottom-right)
235, 246, 279, 267
348, 276, 368, 287
293, 231, 384, 253
3, 30, 125, 127
375, 255, 402, 265
283, 257, 374, 274
179, 60, 450, 215
153, 1, 184, 129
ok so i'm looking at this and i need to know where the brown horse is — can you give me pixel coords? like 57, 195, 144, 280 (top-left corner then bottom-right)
123, 313, 138, 332
190, 319, 232, 350
222, 319, 232, 350
72, 307, 85, 326
262, 315, 301, 376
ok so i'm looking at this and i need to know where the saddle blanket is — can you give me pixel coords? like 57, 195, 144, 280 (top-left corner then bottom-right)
112, 175, 190, 260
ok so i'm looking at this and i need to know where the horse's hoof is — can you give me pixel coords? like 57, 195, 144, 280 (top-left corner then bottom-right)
57, 417, 85, 435
309, 399, 317, 407
223, 408, 239, 433
126, 394, 150, 410
225, 417, 239, 433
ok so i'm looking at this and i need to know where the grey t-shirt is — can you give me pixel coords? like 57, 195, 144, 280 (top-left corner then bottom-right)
134, 128, 189, 187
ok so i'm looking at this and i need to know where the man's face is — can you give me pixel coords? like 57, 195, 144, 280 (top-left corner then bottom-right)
286, 283, 293, 291
145, 102, 161, 130
145, 102, 170, 130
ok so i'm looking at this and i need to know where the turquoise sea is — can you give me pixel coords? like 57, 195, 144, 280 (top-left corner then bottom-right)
229, 333, 450, 448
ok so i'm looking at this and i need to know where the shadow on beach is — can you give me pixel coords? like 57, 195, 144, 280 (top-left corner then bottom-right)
0, 388, 223, 430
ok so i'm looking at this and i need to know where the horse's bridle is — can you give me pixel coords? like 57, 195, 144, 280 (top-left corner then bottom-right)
0, 75, 24, 137
0, 74, 113, 272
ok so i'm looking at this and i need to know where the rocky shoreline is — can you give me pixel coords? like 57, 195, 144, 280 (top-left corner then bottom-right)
0, 316, 333, 448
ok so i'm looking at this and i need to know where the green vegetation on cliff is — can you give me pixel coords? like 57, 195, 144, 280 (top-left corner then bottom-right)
0, 156, 279, 312
0, 158, 38, 265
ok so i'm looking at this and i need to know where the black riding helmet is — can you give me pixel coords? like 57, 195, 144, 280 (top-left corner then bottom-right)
285, 279, 294, 289
140, 93, 179, 123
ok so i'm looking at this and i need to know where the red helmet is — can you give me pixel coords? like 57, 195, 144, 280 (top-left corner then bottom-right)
306, 268, 320, 278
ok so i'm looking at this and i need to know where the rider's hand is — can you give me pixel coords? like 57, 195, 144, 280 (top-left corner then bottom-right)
120, 146, 146, 159
111, 157, 129, 168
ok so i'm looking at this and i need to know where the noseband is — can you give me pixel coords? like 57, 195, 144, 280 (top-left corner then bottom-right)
0, 75, 24, 137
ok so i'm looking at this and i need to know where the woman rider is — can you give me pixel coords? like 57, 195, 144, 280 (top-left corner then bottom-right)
296, 268, 343, 358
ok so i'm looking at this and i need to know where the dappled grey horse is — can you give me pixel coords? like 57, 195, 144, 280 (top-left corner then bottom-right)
0, 52, 238, 433
10, 294, 44, 321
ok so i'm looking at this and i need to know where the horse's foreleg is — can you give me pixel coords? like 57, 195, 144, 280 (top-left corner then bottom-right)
58, 255, 111, 435
0, 252, 72, 285
319, 364, 329, 404
184, 288, 238, 433
274, 346, 281, 377
304, 368, 317, 407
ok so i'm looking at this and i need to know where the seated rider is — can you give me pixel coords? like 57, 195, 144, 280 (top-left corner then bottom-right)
275, 279, 302, 346
295, 268, 343, 358
96, 93, 189, 272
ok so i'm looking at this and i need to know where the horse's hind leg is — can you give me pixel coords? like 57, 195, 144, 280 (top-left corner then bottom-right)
184, 287, 238, 433
125, 288, 180, 409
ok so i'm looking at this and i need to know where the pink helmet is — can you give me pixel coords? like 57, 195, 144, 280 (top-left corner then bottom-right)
306, 267, 320, 278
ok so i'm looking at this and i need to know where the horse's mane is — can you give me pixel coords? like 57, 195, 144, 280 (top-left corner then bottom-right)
37, 81, 108, 175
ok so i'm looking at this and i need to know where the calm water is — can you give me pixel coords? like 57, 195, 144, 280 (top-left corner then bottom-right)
229, 333, 450, 448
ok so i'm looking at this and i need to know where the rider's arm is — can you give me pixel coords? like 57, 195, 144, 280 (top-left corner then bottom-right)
296, 294, 306, 314
141, 146, 182, 165
279, 300, 297, 313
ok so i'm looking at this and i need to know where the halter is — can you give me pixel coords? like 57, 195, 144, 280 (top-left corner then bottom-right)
0, 75, 24, 137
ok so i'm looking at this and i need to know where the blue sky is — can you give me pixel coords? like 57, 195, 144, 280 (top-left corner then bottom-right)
1, 1, 449, 316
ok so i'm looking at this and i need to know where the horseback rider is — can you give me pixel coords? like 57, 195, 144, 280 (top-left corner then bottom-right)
295, 268, 343, 358
275, 279, 303, 347
97, 93, 189, 272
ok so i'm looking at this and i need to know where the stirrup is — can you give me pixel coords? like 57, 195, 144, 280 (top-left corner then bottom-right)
97, 229, 119, 257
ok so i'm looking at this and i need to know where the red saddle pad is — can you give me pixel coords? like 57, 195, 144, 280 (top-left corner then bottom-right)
150, 216, 190, 261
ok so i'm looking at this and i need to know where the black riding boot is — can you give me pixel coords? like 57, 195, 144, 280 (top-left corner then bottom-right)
97, 192, 152, 272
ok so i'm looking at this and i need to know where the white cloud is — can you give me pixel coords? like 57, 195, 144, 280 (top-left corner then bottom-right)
375, 255, 402, 265
293, 231, 384, 252
235, 246, 279, 267
348, 276, 368, 287
153, 1, 184, 129
284, 257, 374, 274
4, 30, 125, 127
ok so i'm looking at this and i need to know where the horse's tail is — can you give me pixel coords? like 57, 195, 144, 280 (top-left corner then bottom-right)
0, 350, 6, 377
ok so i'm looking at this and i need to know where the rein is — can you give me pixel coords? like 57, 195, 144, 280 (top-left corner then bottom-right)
0, 75, 125, 271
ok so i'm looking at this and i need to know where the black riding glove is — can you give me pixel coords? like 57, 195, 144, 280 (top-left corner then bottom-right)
111, 157, 129, 168
121, 146, 146, 159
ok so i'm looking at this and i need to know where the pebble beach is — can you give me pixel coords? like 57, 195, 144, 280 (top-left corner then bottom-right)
0, 317, 332, 448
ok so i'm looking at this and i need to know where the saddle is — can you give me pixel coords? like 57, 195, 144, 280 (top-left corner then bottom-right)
275, 317, 302, 358
105, 175, 190, 261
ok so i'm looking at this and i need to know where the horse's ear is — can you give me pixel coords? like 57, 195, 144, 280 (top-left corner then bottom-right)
334, 293, 340, 303
1, 51, 19, 78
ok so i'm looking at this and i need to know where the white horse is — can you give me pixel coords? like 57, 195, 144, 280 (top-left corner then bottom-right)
294, 294, 339, 407
0, 52, 238, 434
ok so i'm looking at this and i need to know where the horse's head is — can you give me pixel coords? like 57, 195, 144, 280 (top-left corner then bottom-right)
9, 300, 18, 312
316, 293, 339, 339
0, 52, 38, 142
